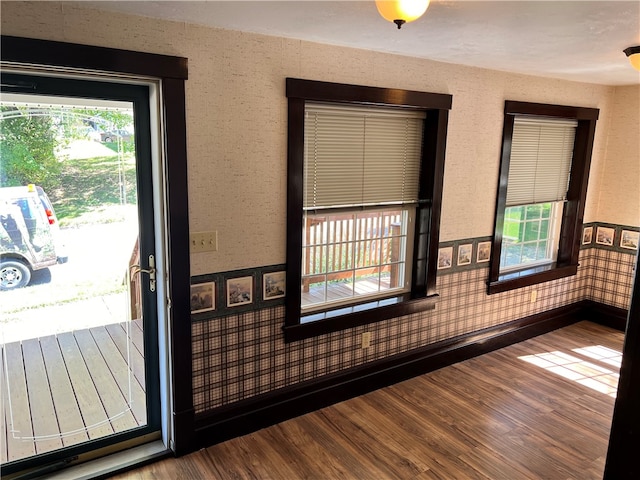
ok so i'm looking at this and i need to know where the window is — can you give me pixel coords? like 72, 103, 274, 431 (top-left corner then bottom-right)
488, 101, 599, 294
285, 79, 452, 341
301, 103, 424, 312
500, 202, 562, 272
302, 208, 412, 312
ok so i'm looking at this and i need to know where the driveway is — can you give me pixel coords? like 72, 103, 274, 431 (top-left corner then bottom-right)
0, 220, 138, 343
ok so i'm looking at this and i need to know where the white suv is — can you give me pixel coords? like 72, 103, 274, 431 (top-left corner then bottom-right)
0, 185, 68, 290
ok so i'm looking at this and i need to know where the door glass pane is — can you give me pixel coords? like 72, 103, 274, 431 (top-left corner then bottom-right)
0, 97, 148, 464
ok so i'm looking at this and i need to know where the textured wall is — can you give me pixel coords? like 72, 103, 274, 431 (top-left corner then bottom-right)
1, 1, 622, 274
596, 85, 640, 226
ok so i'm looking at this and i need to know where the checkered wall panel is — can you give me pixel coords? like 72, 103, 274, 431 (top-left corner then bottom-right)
192, 247, 635, 413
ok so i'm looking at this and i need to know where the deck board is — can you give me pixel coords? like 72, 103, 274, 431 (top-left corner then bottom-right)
73, 329, 139, 432
1, 322, 147, 466
131, 318, 145, 357
38, 335, 88, 447
302, 277, 392, 305
56, 331, 114, 440
3, 341, 36, 461
105, 323, 146, 390
21, 338, 63, 454
90, 327, 147, 426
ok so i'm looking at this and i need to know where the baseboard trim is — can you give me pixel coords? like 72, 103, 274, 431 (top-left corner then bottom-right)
194, 302, 593, 449
581, 300, 628, 331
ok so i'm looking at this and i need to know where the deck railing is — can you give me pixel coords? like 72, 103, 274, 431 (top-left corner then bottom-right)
302, 210, 402, 293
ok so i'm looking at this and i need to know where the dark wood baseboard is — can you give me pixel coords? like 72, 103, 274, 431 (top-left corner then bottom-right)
171, 408, 196, 456
195, 300, 626, 449
580, 300, 628, 331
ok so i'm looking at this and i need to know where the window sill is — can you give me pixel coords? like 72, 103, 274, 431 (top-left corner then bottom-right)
487, 263, 578, 294
283, 293, 439, 342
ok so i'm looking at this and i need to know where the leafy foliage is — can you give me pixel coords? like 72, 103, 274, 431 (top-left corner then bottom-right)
0, 106, 61, 190
1, 105, 134, 192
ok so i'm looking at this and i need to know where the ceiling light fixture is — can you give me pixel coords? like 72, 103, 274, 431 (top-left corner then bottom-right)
376, 0, 430, 29
623, 46, 640, 71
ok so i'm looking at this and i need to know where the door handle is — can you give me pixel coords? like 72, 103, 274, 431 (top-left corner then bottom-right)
130, 254, 156, 292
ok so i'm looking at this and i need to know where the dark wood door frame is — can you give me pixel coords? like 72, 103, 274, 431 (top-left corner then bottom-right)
604, 252, 640, 478
0, 35, 195, 455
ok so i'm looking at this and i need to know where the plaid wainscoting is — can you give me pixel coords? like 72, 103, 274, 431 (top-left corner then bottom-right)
192, 246, 636, 413
584, 247, 636, 308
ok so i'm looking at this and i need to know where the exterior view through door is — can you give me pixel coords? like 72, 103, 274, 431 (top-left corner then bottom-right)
0, 73, 160, 474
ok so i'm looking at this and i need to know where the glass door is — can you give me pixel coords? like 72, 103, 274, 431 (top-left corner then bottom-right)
0, 73, 160, 475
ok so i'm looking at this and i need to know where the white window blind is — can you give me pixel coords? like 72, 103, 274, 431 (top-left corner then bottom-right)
506, 115, 577, 207
303, 103, 425, 210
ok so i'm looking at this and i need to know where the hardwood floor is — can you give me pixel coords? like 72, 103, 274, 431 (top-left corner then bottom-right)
113, 321, 622, 479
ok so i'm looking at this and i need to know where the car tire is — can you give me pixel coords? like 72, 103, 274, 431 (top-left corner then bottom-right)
104, 136, 113, 142
0, 260, 32, 290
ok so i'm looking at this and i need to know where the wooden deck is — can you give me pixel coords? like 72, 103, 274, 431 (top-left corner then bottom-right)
1, 320, 146, 464
302, 276, 393, 306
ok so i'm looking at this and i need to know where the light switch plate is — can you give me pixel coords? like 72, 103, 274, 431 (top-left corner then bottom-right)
190, 231, 218, 253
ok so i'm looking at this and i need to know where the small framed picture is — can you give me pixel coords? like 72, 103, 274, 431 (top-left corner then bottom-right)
190, 282, 215, 314
596, 226, 615, 246
227, 276, 253, 307
582, 226, 593, 245
620, 230, 639, 250
477, 241, 491, 263
437, 246, 453, 270
263, 271, 286, 300
457, 243, 472, 266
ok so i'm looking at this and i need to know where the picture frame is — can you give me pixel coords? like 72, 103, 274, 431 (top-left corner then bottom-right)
596, 226, 615, 246
582, 226, 593, 245
477, 241, 491, 263
620, 230, 639, 251
190, 282, 215, 314
263, 271, 286, 300
227, 276, 253, 307
437, 246, 453, 270
457, 243, 472, 266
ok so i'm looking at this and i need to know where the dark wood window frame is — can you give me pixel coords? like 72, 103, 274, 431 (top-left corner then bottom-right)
488, 101, 599, 295
284, 78, 451, 342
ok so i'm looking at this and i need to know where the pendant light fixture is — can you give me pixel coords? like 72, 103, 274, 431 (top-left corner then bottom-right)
376, 0, 430, 29
623, 46, 640, 71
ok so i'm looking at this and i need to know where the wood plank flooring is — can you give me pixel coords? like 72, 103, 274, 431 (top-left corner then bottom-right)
0, 320, 146, 464
302, 277, 393, 305
114, 321, 623, 480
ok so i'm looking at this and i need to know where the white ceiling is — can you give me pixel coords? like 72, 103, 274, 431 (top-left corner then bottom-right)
82, 1, 640, 86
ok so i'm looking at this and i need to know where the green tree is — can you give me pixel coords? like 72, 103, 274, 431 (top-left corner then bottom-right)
0, 106, 61, 191
1, 106, 135, 192
77, 108, 132, 131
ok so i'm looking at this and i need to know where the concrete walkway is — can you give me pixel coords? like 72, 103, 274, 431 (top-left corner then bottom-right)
1, 293, 129, 344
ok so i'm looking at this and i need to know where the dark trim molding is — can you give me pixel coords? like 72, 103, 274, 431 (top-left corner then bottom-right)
504, 101, 599, 120
284, 78, 452, 341
195, 300, 621, 449
581, 300, 628, 331
605, 253, 640, 478
488, 100, 599, 295
0, 36, 194, 458
285, 294, 438, 342
286, 78, 452, 110
488, 264, 579, 294
1, 35, 188, 80
162, 78, 196, 455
